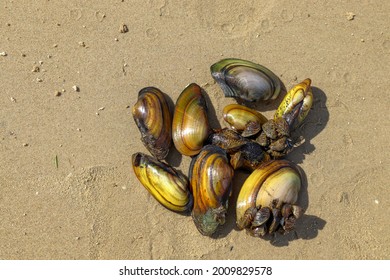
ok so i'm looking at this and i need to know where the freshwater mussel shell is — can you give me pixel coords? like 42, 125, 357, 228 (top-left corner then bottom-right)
189, 145, 234, 236
172, 83, 212, 156
223, 104, 268, 137
236, 160, 302, 230
132, 87, 172, 160
132, 152, 193, 213
210, 58, 281, 102
275, 78, 313, 129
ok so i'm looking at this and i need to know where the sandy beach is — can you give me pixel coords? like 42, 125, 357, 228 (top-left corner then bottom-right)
1, 0, 389, 259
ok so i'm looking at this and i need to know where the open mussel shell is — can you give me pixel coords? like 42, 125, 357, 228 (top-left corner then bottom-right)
210, 58, 281, 102
132, 152, 193, 213
189, 145, 234, 236
172, 83, 212, 156
132, 87, 172, 160
275, 78, 313, 129
236, 160, 302, 230
223, 104, 268, 137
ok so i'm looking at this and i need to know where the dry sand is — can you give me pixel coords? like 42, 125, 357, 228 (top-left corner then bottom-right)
0, 0, 389, 259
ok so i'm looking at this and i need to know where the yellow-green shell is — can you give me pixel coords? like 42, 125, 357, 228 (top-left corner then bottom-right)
132, 152, 192, 213
275, 78, 313, 128
223, 104, 268, 137
189, 145, 234, 236
172, 83, 211, 156
236, 160, 301, 229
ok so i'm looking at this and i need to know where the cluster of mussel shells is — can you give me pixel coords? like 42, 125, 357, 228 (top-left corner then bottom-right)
132, 58, 313, 238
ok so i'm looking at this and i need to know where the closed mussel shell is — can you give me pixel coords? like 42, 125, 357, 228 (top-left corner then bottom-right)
172, 83, 211, 156
236, 160, 301, 229
274, 78, 313, 129
210, 58, 281, 102
132, 152, 193, 213
223, 104, 268, 137
189, 145, 234, 236
132, 87, 172, 160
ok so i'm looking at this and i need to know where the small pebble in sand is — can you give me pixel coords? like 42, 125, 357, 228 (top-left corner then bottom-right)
78, 41, 86, 47
23, 143, 29, 147
360, 39, 365, 42
346, 12, 355, 21
0, 51, 7, 56
72, 85, 80, 92
36, 78, 43, 82
10, 97, 16, 102
120, 23, 129, 33
32, 66, 40, 72
75, 236, 81, 240
77, 128, 81, 132
55, 91, 62, 97
338, 192, 349, 205
53, 44, 58, 48
98, 107, 105, 111
374, 199, 379, 204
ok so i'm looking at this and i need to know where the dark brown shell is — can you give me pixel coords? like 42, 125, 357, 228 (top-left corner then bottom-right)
208, 128, 270, 171
132, 87, 172, 160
